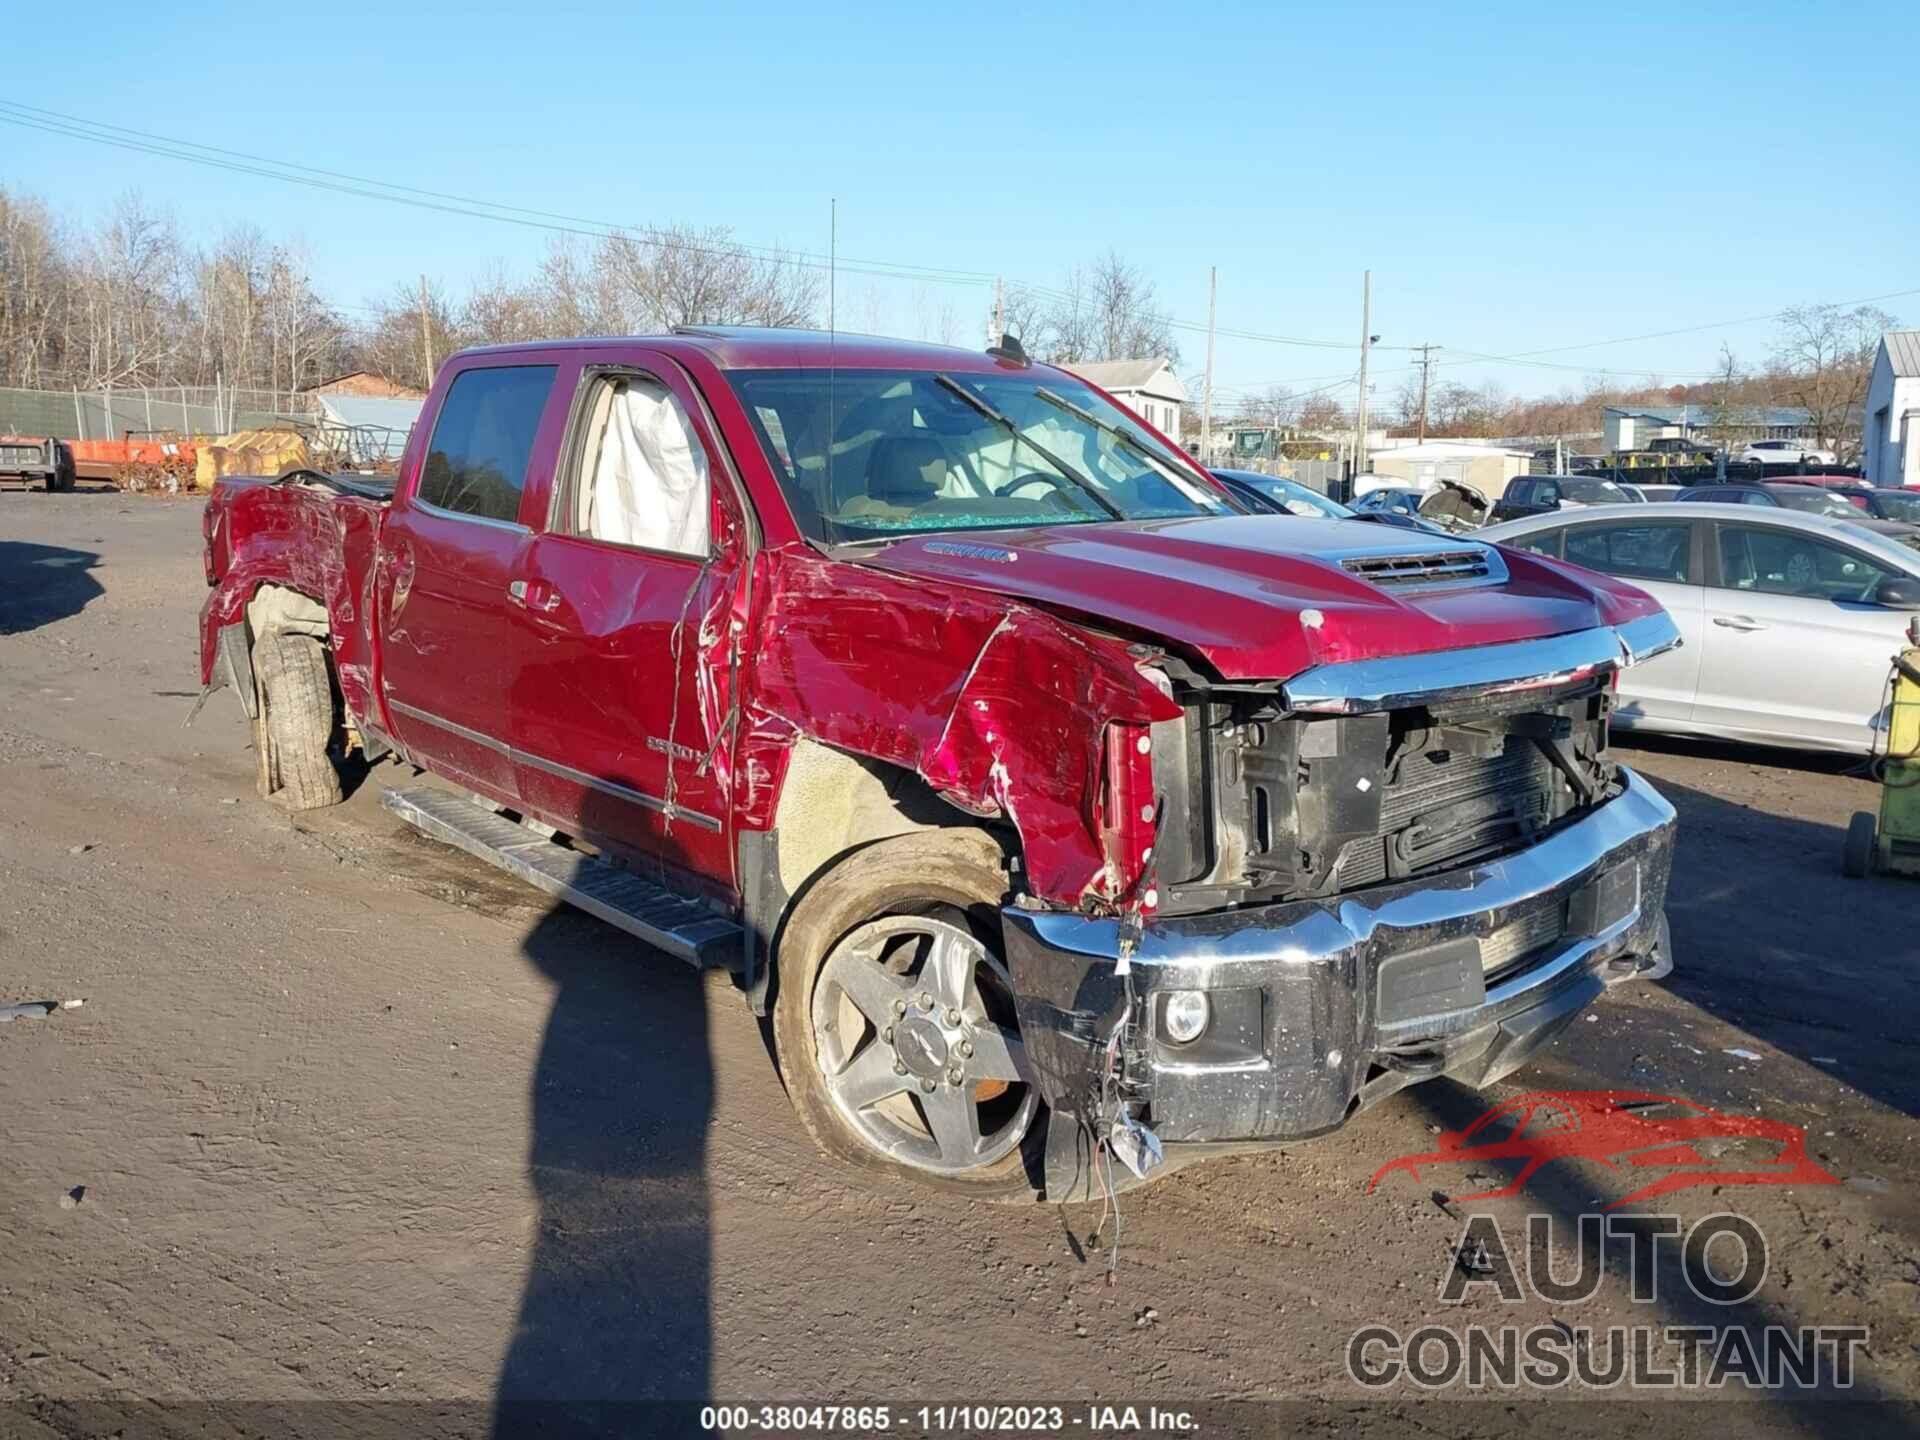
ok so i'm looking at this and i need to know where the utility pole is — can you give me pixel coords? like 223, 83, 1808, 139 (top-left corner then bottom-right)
1202, 266, 1217, 466
1353, 270, 1374, 485
988, 276, 1005, 348
418, 275, 434, 390
1414, 342, 1441, 443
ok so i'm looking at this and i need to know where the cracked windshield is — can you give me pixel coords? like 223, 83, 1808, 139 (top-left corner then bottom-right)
728, 368, 1232, 544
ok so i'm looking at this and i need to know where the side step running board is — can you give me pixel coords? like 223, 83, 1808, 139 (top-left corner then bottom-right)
382, 787, 743, 970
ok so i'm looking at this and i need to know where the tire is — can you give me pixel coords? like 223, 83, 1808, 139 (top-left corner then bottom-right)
253, 632, 342, 810
771, 829, 1043, 1198
1843, 810, 1877, 879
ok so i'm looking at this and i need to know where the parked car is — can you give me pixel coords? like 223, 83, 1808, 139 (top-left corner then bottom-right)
1481, 502, 1920, 753
1635, 485, 1684, 503
1838, 487, 1920, 524
1491, 473, 1642, 522
1209, 468, 1351, 518
1212, 468, 1453, 535
1352, 485, 1426, 518
1740, 439, 1837, 467
0, 435, 76, 491
197, 329, 1680, 1197
1679, 481, 1866, 519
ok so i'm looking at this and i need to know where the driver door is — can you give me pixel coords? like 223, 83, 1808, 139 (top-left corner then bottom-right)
1696, 521, 1911, 749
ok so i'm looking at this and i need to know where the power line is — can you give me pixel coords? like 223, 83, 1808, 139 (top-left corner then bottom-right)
0, 103, 994, 289
6, 100, 1911, 385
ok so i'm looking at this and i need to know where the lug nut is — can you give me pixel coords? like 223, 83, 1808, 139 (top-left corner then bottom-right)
918, 991, 932, 1009
920, 1078, 936, 1093
944, 1008, 961, 1026
947, 1066, 965, 1085
959, 1040, 974, 1058
892, 998, 907, 1017
882, 1026, 894, 1043
893, 1060, 909, 1076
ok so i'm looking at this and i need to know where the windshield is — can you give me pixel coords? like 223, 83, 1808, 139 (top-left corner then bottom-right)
1771, 487, 1861, 518
726, 368, 1230, 544
1870, 490, 1920, 522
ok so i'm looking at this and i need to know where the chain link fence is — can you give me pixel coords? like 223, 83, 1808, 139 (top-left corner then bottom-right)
0, 385, 321, 441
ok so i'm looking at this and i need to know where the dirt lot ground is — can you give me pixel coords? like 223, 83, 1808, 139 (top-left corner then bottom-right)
2, 490, 1917, 1438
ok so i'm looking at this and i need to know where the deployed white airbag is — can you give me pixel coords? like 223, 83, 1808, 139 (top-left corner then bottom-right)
584, 380, 710, 555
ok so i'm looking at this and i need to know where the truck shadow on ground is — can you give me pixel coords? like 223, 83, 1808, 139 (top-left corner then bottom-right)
1619, 768, 1920, 1122
493, 902, 713, 1436
0, 540, 103, 635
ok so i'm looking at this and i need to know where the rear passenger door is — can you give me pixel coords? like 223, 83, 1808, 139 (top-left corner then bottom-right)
1696, 522, 1910, 749
1560, 517, 1704, 726
378, 361, 566, 798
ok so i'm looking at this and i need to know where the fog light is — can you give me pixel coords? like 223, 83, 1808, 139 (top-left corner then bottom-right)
1162, 989, 1210, 1045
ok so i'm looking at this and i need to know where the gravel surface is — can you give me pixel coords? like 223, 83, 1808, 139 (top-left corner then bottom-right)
2, 490, 1916, 1436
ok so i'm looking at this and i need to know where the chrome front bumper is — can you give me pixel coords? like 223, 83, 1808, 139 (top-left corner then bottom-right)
1005, 768, 1676, 1162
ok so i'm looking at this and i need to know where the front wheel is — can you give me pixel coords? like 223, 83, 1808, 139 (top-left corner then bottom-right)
772, 830, 1043, 1196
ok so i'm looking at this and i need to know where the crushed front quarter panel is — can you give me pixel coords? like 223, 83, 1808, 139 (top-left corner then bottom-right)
739, 547, 1180, 906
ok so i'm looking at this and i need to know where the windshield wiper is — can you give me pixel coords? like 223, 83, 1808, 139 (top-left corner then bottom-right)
1033, 385, 1217, 497
934, 374, 1125, 521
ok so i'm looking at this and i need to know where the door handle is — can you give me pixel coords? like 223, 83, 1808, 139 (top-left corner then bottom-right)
507, 579, 561, 612
1712, 615, 1764, 631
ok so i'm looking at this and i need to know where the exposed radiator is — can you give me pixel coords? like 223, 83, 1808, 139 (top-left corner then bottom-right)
1334, 739, 1557, 889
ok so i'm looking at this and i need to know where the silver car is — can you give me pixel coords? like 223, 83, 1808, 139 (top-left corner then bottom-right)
1480, 503, 1920, 753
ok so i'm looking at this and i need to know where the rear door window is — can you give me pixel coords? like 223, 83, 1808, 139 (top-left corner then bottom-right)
417, 365, 558, 524
1564, 521, 1693, 583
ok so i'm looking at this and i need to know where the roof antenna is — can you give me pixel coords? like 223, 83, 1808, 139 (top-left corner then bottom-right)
827, 197, 836, 525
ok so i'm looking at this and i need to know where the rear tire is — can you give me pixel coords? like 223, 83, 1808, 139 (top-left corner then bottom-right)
1843, 810, 1877, 878
253, 633, 342, 810
772, 829, 1042, 1198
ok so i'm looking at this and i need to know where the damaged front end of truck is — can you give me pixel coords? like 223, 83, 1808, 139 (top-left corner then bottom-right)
1003, 613, 1679, 1199
742, 520, 1681, 1201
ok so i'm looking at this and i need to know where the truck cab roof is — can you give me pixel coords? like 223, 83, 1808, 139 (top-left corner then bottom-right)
452, 326, 1029, 375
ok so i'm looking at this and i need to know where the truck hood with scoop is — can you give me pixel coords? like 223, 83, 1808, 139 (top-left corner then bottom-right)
853, 514, 1665, 683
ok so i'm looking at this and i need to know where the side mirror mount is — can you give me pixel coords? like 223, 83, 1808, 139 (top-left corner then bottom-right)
1873, 576, 1920, 609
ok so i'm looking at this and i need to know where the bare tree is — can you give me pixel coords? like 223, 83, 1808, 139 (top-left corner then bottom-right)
1772, 304, 1896, 458
595, 223, 820, 332
359, 279, 460, 392
75, 193, 182, 389
0, 189, 69, 388
1003, 253, 1180, 366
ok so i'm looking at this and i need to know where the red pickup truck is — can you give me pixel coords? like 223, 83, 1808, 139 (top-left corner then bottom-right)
198, 328, 1680, 1199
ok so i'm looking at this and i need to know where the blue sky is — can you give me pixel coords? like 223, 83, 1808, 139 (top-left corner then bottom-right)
4, 0, 1915, 406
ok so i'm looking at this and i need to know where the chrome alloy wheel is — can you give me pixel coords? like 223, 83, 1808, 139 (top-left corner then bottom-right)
810, 915, 1037, 1174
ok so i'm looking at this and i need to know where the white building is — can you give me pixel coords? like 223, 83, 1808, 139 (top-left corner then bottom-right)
1065, 357, 1187, 442
1365, 439, 1533, 501
1865, 332, 1920, 488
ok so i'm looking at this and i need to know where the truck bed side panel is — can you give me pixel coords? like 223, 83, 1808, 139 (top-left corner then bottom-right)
199, 478, 386, 729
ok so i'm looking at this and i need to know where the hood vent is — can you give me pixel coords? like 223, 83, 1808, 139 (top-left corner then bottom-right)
1339, 548, 1505, 589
